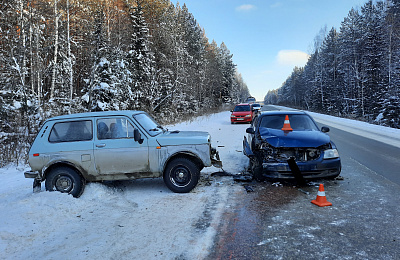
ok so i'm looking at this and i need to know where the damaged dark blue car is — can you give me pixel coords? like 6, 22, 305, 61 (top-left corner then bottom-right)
243, 111, 341, 181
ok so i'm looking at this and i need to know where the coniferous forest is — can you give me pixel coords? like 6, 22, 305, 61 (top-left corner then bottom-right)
0, 0, 250, 165
265, 0, 400, 129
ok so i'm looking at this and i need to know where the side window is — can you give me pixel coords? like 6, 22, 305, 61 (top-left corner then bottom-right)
97, 118, 135, 140
49, 120, 93, 143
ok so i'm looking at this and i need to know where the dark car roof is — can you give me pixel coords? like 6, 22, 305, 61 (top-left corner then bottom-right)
258, 110, 307, 116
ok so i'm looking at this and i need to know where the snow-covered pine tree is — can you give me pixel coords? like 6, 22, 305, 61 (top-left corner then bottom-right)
337, 7, 362, 116
359, 0, 386, 119
218, 42, 236, 104
85, 8, 116, 112
127, 0, 157, 112
149, 2, 176, 119
380, 0, 400, 127
319, 27, 339, 114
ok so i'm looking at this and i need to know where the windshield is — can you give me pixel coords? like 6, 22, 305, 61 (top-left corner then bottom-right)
133, 113, 163, 136
259, 114, 319, 131
234, 105, 251, 112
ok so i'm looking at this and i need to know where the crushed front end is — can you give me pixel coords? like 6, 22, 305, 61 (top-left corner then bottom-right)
255, 141, 341, 179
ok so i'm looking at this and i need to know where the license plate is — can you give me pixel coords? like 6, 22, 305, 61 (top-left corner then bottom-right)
237, 118, 244, 121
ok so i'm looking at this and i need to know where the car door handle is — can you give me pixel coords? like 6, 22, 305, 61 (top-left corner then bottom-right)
96, 143, 106, 148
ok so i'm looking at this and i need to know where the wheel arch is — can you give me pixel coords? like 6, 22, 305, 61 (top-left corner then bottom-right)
44, 161, 87, 183
163, 152, 204, 173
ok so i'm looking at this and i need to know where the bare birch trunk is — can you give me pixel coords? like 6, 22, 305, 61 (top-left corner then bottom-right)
50, 0, 59, 101
67, 0, 73, 112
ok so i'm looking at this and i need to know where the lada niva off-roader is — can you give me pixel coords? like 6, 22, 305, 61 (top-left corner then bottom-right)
24, 111, 221, 197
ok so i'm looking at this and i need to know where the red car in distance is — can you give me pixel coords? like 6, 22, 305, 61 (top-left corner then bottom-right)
231, 103, 254, 124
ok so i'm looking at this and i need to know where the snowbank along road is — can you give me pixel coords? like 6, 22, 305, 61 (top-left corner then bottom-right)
1, 111, 249, 259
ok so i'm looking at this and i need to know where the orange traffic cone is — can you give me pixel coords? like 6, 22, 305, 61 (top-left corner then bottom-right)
281, 115, 293, 131
311, 184, 332, 207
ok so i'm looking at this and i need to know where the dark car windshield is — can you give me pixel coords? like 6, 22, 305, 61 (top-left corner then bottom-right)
234, 105, 251, 112
259, 114, 319, 131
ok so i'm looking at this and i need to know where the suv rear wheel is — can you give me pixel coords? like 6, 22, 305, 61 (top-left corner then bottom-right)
163, 158, 200, 193
45, 167, 85, 198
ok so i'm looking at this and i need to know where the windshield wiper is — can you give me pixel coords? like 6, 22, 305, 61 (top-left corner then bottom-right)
149, 125, 167, 133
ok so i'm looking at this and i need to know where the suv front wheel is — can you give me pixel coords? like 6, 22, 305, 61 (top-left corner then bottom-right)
45, 166, 85, 198
163, 158, 200, 193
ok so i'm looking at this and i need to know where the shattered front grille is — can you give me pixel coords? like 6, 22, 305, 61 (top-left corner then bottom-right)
259, 145, 323, 163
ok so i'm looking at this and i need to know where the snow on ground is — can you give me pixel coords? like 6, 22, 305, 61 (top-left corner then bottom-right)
1, 109, 399, 259
308, 112, 400, 148
0, 111, 247, 260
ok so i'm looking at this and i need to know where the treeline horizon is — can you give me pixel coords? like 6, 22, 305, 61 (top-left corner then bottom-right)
0, 0, 250, 165
265, 0, 400, 129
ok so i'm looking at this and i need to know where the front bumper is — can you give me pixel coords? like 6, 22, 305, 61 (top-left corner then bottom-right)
261, 158, 341, 179
231, 117, 252, 123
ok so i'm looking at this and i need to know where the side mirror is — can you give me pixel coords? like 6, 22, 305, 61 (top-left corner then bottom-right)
134, 129, 144, 144
321, 126, 330, 133
246, 128, 255, 134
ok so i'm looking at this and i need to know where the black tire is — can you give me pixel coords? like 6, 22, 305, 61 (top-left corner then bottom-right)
163, 157, 200, 193
249, 156, 264, 182
45, 166, 85, 198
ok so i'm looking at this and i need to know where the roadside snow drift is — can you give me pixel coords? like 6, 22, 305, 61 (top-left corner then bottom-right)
0, 111, 248, 259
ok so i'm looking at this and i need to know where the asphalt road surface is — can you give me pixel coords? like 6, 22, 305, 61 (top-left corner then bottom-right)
208, 105, 400, 259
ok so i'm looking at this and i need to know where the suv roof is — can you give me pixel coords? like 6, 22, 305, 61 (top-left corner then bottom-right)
47, 110, 145, 121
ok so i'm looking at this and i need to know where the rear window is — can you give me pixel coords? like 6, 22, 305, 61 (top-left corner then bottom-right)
49, 120, 93, 143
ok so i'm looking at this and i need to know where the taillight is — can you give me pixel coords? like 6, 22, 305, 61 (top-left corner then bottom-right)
33, 153, 39, 157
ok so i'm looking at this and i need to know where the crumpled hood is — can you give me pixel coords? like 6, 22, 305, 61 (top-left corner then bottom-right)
259, 128, 330, 148
156, 131, 210, 146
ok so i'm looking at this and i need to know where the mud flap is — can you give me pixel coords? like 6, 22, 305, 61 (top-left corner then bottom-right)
33, 179, 42, 193
287, 157, 306, 186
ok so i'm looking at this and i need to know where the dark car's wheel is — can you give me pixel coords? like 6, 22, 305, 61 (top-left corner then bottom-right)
45, 166, 85, 198
164, 157, 200, 193
250, 156, 264, 182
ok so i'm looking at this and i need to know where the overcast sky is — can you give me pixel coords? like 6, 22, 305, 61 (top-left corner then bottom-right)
179, 0, 368, 101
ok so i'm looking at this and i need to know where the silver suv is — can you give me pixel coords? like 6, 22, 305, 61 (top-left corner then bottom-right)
24, 111, 221, 197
